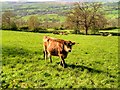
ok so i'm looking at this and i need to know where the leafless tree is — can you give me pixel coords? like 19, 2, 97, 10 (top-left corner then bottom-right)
66, 2, 107, 35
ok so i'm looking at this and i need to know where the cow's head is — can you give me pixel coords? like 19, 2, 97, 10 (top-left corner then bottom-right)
64, 41, 75, 52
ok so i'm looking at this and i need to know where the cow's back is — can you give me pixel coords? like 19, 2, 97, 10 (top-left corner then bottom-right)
47, 39, 63, 56
43, 36, 56, 49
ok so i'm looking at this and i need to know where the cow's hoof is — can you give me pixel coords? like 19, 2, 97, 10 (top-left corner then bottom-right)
63, 64, 67, 68
50, 60, 52, 63
63, 65, 67, 68
64, 64, 67, 68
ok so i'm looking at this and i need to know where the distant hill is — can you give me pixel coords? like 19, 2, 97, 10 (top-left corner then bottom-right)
2, 1, 73, 16
59, 0, 119, 2
2, 1, 118, 21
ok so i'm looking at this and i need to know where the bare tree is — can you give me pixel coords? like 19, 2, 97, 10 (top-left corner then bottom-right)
66, 7, 81, 34
66, 2, 107, 35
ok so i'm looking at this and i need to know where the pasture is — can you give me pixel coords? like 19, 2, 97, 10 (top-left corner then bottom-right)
1, 30, 119, 88
22, 14, 66, 22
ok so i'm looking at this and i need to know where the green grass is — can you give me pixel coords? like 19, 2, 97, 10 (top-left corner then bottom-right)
1, 30, 119, 88
106, 14, 118, 19
106, 10, 118, 19
99, 29, 120, 33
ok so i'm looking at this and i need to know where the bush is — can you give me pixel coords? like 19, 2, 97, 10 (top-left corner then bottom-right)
54, 27, 59, 30
37, 30, 53, 33
2, 22, 18, 31
59, 27, 65, 30
38, 27, 47, 31
1, 26, 10, 30
70, 30, 83, 34
19, 26, 28, 31
101, 27, 119, 30
11, 22, 18, 31
53, 31, 60, 34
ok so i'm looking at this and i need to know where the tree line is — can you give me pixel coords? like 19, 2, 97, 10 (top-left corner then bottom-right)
2, 2, 118, 35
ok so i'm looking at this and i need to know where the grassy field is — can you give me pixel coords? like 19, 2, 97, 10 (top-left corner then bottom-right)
1, 30, 119, 88
99, 29, 120, 34
22, 14, 66, 22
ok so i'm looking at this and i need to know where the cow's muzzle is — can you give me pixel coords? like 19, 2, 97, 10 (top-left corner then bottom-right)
68, 50, 71, 52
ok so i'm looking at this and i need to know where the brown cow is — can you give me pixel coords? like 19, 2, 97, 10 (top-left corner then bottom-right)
43, 36, 75, 68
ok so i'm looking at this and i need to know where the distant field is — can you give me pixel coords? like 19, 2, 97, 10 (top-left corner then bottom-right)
106, 10, 118, 19
1, 30, 118, 88
22, 14, 66, 22
21, 10, 118, 23
106, 14, 118, 19
99, 29, 120, 33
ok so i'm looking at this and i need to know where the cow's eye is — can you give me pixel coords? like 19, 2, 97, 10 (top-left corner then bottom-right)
69, 43, 72, 46
67, 43, 70, 46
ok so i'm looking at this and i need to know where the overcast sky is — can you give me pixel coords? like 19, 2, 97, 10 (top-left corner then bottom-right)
1, 0, 57, 2
1, 0, 118, 2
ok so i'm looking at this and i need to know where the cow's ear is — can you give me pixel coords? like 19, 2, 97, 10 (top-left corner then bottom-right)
72, 42, 75, 45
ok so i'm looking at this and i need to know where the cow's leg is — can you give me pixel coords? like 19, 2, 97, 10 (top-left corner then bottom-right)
48, 53, 52, 63
43, 45, 47, 60
50, 55, 52, 63
43, 50, 48, 60
60, 61, 63, 66
45, 50, 48, 60
62, 59, 66, 68
60, 56, 66, 68
43, 50, 45, 60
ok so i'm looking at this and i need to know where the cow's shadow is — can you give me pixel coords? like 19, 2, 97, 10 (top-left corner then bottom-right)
65, 64, 116, 78
56, 62, 116, 78
66, 64, 103, 73
56, 62, 102, 73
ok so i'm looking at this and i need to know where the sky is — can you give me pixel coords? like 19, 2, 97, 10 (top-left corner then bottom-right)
0, 0, 118, 2
0, 0, 57, 2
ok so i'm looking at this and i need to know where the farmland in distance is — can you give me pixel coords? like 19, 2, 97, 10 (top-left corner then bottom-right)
1, 30, 118, 88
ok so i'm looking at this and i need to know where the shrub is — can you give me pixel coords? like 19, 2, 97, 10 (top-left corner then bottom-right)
101, 27, 119, 30
38, 27, 47, 31
59, 27, 65, 30
19, 26, 28, 31
54, 27, 59, 30
70, 30, 83, 34
38, 30, 53, 33
53, 31, 60, 34
11, 22, 18, 31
